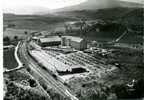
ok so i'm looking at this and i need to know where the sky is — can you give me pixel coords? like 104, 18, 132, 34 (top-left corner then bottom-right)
121, 0, 143, 3
3, 0, 87, 9
2, 0, 143, 14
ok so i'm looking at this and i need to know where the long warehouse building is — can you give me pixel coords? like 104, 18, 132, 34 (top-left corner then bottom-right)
38, 36, 61, 47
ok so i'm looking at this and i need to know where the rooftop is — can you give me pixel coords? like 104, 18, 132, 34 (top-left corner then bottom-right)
63, 36, 84, 43
39, 36, 61, 43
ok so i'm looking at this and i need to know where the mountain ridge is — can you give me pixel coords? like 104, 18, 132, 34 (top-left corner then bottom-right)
54, 0, 143, 12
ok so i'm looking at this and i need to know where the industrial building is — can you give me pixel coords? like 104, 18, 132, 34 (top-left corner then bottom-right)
36, 35, 87, 50
30, 49, 88, 75
38, 36, 61, 47
61, 36, 87, 51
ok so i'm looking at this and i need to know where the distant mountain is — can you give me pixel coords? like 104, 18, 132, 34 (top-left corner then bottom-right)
56, 7, 143, 20
54, 0, 143, 12
119, 1, 144, 8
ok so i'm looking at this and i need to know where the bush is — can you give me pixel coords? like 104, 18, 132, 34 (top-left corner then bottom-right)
4, 81, 49, 100
28, 79, 37, 87
111, 79, 144, 99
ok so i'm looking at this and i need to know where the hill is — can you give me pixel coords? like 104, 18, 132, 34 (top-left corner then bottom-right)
58, 7, 143, 43
3, 7, 143, 43
54, 0, 143, 12
57, 7, 143, 20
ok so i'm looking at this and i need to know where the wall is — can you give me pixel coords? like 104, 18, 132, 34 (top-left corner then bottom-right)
70, 40, 81, 50
80, 40, 87, 50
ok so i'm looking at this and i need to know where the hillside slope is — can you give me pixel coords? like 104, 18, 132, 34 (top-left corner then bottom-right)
57, 7, 143, 20
59, 7, 143, 43
55, 0, 143, 12
3, 7, 143, 43
3, 14, 75, 31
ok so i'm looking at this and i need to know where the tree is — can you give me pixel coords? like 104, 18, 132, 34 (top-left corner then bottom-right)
26, 67, 31, 72
4, 36, 10, 42
8, 24, 16, 28
3, 36, 10, 45
14, 36, 18, 41
28, 79, 37, 87
64, 24, 69, 33
24, 31, 28, 35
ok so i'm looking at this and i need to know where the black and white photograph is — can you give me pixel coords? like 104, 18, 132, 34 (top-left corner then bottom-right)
2, 0, 144, 100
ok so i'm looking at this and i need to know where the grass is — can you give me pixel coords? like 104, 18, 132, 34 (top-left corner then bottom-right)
3, 28, 35, 40
3, 48, 18, 69
6, 70, 31, 82
3, 14, 75, 32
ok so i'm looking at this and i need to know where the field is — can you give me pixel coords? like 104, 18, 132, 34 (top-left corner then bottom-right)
4, 28, 35, 40
3, 7, 143, 44
3, 14, 75, 32
3, 14, 71, 41
3, 48, 18, 70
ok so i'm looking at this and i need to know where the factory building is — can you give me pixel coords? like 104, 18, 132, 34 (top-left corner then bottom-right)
61, 37, 67, 46
61, 36, 87, 51
36, 35, 87, 50
38, 36, 61, 47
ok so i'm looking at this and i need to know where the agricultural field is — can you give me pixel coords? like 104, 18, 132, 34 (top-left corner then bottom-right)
3, 28, 35, 40
3, 14, 75, 32
3, 48, 18, 70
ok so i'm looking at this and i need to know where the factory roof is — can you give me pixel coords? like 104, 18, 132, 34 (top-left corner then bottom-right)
39, 36, 61, 43
65, 21, 77, 25
63, 36, 84, 43
40, 31, 51, 35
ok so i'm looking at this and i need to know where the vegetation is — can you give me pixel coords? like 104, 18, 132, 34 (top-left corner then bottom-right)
3, 36, 11, 45
111, 78, 144, 99
6, 71, 30, 82
3, 28, 35, 45
13, 35, 18, 41
3, 7, 143, 43
61, 7, 143, 43
28, 79, 37, 87
3, 13, 76, 31
58, 7, 143, 21
71, 80, 117, 100
3, 36, 19, 46
67, 46, 144, 100
4, 81, 49, 100
4, 48, 18, 69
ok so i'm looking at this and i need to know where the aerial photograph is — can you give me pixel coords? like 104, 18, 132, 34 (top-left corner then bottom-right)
3, 0, 144, 100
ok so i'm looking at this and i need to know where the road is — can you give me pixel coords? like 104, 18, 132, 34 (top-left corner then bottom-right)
18, 40, 78, 100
